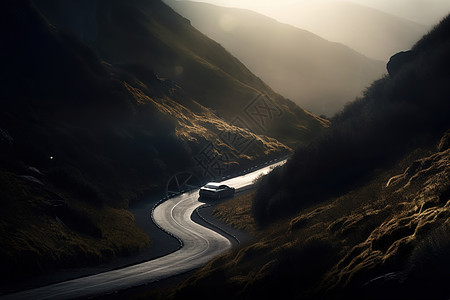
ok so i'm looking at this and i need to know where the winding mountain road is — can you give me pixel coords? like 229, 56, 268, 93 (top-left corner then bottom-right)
2, 161, 285, 300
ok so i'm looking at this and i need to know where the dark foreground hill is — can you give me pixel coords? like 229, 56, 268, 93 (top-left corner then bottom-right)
0, 0, 325, 285
156, 14, 450, 300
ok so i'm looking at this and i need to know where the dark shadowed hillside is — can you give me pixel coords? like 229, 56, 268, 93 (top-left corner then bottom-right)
166, 0, 386, 116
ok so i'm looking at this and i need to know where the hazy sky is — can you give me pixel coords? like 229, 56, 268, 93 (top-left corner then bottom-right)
181, 0, 450, 26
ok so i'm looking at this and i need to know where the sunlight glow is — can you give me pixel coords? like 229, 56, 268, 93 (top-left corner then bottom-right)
187, 0, 450, 26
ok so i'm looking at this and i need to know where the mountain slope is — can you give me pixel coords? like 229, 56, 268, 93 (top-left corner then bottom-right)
262, 1, 428, 62
166, 0, 386, 116
35, 0, 328, 148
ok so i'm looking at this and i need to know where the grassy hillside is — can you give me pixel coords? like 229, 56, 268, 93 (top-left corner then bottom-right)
166, 0, 386, 116
0, 0, 294, 284
35, 0, 328, 149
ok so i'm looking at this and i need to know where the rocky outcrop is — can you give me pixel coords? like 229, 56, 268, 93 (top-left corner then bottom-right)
387, 50, 415, 76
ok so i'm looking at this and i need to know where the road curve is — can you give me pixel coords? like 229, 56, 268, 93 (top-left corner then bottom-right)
1, 161, 285, 300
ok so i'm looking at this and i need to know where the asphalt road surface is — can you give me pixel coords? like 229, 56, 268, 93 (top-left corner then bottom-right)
2, 160, 285, 300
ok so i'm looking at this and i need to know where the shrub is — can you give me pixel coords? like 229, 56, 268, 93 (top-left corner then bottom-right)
406, 224, 450, 299
248, 238, 337, 299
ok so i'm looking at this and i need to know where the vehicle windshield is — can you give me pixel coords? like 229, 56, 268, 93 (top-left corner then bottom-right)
204, 184, 219, 189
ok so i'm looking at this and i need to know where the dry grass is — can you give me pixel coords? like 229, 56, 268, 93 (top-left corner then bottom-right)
212, 191, 258, 235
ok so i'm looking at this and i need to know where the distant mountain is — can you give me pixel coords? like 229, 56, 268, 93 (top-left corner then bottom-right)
166, 0, 386, 117
198, 0, 450, 29
349, 0, 450, 26
262, 1, 428, 62
34, 0, 327, 149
